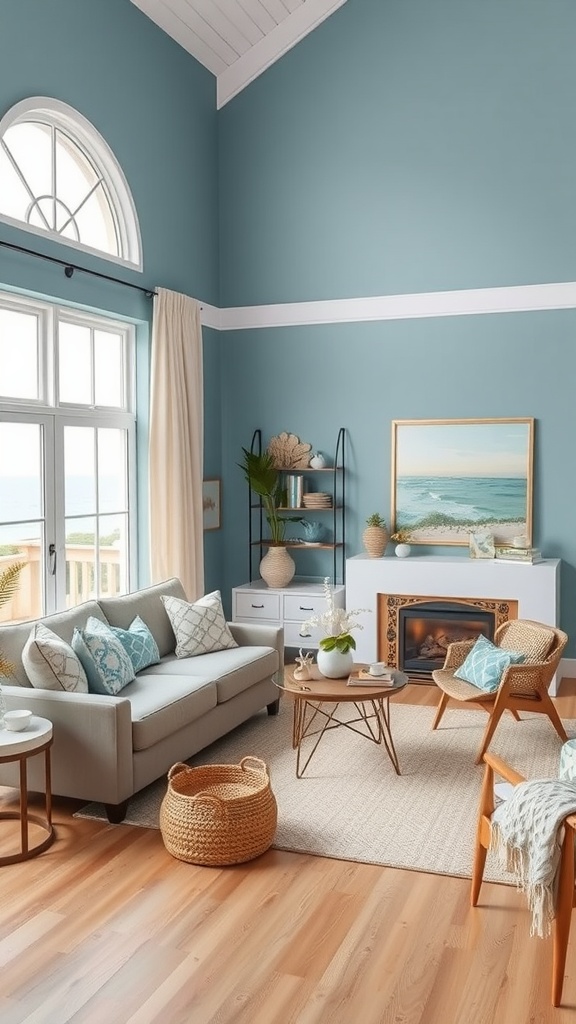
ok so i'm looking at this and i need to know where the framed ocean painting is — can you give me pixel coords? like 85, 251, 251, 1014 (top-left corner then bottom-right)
391, 418, 534, 547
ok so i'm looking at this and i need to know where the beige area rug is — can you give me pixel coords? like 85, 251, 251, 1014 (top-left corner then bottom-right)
75, 700, 576, 883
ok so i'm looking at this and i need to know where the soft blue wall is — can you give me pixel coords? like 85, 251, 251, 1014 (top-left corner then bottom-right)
218, 0, 576, 652
0, 0, 222, 587
3, 0, 576, 653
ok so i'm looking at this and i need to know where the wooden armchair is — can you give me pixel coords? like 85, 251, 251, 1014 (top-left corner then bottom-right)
431, 619, 568, 764
472, 752, 576, 1006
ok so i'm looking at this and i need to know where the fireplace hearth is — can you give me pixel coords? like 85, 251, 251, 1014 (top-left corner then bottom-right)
377, 593, 518, 682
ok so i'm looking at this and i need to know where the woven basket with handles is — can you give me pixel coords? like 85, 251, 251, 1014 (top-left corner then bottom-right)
160, 756, 277, 866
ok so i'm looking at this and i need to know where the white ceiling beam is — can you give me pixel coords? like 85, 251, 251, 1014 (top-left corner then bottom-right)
130, 0, 227, 74
217, 0, 348, 107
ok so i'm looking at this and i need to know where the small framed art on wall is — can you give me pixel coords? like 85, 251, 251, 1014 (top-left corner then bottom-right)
203, 479, 221, 531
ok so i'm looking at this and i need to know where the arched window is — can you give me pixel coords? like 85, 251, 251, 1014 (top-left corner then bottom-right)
0, 97, 142, 269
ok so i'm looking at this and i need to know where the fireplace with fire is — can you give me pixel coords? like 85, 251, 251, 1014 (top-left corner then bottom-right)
377, 594, 518, 681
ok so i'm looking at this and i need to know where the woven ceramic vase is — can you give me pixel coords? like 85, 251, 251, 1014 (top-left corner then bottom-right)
259, 546, 295, 588
362, 525, 389, 558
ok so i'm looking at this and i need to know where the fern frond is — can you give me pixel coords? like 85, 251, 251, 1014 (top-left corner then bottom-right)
0, 561, 25, 610
0, 649, 13, 677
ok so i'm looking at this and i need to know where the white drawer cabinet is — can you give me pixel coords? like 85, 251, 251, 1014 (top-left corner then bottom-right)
232, 581, 346, 650
234, 591, 281, 620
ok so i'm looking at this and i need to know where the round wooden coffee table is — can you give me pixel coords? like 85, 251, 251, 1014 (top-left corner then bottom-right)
283, 664, 408, 778
0, 716, 55, 865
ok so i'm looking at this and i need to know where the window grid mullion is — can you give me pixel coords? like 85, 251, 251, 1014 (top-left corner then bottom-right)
51, 124, 56, 231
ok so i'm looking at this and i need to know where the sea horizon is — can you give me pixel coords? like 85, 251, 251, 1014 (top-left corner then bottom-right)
395, 474, 528, 532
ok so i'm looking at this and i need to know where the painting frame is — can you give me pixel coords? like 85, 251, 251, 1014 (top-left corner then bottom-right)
391, 418, 534, 547
203, 478, 221, 531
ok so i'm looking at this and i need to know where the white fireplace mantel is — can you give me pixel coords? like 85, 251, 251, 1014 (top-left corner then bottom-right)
346, 554, 561, 693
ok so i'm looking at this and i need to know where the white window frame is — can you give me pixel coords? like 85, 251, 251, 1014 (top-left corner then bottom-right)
0, 290, 137, 614
0, 97, 142, 271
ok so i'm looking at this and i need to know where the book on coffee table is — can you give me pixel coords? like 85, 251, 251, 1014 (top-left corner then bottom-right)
347, 668, 395, 687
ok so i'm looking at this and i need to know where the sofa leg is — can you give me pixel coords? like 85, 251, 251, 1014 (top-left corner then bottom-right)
267, 698, 280, 716
105, 800, 129, 824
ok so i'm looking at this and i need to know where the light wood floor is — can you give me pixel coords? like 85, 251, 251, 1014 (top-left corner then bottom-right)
1, 680, 576, 1023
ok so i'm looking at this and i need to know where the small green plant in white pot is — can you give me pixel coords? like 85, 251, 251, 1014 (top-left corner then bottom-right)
299, 578, 369, 678
363, 513, 389, 558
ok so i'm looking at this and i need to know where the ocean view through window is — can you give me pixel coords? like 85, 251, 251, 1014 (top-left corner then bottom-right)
0, 291, 136, 622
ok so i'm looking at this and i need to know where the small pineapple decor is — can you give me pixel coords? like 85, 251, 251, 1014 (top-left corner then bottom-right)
362, 513, 389, 558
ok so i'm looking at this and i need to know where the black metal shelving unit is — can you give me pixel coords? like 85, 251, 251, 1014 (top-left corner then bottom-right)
246, 427, 346, 585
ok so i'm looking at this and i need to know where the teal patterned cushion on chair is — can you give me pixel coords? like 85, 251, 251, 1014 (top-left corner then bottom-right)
108, 615, 160, 673
72, 616, 135, 695
455, 634, 525, 693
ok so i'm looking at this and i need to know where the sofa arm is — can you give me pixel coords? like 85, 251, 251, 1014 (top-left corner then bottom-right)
227, 622, 284, 684
0, 685, 134, 805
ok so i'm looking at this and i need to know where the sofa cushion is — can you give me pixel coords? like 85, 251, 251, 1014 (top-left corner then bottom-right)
161, 591, 238, 658
72, 617, 135, 695
98, 578, 186, 658
124, 675, 217, 750
22, 623, 89, 693
108, 615, 161, 673
142, 646, 279, 698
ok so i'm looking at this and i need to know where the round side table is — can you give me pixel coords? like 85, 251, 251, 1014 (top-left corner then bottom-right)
0, 716, 55, 865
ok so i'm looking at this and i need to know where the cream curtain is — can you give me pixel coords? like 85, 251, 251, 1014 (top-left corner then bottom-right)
149, 287, 204, 600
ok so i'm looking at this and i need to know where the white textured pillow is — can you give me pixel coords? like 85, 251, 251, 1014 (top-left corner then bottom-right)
161, 591, 238, 658
23, 622, 89, 692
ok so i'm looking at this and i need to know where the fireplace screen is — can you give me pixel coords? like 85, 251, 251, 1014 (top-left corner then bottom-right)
399, 601, 495, 677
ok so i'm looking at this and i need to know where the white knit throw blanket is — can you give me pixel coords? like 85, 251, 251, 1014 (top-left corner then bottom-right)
490, 779, 576, 938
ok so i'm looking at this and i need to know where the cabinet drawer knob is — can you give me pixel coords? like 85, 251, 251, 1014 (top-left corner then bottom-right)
300, 605, 313, 611
251, 603, 264, 608
300, 632, 312, 638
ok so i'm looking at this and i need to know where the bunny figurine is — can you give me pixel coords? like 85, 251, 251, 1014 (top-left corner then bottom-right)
293, 648, 314, 681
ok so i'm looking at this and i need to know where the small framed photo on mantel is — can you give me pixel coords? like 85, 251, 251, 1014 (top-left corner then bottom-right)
203, 478, 221, 531
469, 531, 495, 559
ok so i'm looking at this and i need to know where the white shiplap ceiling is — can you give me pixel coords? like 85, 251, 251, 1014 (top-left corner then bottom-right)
130, 0, 347, 107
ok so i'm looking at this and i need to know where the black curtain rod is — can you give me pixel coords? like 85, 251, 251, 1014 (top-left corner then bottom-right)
0, 239, 157, 297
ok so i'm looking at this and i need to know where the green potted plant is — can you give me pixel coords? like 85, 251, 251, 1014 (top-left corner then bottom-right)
363, 513, 389, 558
299, 577, 369, 678
239, 448, 302, 587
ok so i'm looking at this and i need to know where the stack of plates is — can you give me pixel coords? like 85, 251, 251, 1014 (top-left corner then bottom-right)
303, 492, 332, 509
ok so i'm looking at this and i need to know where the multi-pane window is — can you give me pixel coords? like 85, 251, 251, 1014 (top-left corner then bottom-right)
0, 97, 141, 268
0, 294, 136, 622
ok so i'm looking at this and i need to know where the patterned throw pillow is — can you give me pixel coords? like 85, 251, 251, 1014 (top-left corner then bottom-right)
161, 591, 238, 658
23, 623, 89, 693
455, 634, 525, 693
72, 616, 135, 695
108, 615, 160, 673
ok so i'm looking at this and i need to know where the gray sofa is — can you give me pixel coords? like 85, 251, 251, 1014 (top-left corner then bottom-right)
0, 577, 283, 822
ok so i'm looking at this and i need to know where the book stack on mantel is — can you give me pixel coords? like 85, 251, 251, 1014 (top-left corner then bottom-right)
494, 545, 543, 564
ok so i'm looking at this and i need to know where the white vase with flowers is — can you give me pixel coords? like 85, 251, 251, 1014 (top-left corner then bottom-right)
299, 577, 370, 678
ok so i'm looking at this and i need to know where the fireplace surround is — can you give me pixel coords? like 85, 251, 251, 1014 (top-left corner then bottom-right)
379, 594, 518, 680
346, 554, 561, 692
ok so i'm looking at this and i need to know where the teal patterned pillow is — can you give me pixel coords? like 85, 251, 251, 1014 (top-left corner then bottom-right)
455, 634, 525, 693
108, 615, 160, 673
72, 616, 135, 695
